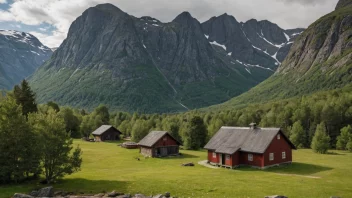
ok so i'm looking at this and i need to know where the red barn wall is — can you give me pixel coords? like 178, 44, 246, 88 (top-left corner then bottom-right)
153, 134, 179, 147
239, 152, 264, 167
224, 152, 239, 167
208, 150, 219, 163
264, 131, 293, 167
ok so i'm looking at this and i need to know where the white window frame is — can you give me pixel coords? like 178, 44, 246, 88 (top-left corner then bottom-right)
248, 154, 253, 161
269, 153, 274, 161
277, 134, 280, 140
212, 152, 216, 158
226, 154, 230, 160
282, 151, 286, 159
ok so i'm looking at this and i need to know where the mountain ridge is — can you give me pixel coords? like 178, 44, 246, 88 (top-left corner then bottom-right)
0, 30, 52, 90
207, 1, 352, 111
29, 4, 304, 113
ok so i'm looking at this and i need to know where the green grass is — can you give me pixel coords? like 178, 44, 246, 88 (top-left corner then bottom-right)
1, 140, 352, 198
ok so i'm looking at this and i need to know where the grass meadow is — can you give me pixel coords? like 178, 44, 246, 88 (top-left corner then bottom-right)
1, 140, 352, 198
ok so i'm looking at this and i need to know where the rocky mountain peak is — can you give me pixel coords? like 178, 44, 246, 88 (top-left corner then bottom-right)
173, 11, 196, 24
94, 3, 124, 13
335, 0, 352, 10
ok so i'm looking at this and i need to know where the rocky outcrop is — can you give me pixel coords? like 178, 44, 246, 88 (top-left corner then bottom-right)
0, 30, 52, 90
336, 0, 352, 10
12, 189, 174, 198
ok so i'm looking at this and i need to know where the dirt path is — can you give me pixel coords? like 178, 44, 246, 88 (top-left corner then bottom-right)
198, 160, 219, 169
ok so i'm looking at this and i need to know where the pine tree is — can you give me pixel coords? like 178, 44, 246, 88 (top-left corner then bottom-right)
311, 122, 330, 154
336, 125, 352, 150
13, 80, 38, 116
290, 121, 306, 148
182, 116, 207, 150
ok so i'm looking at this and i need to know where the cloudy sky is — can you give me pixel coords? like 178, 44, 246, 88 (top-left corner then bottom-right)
0, 0, 338, 48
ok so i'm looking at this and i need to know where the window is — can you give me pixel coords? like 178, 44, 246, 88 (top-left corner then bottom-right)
163, 137, 167, 141
277, 134, 280, 139
226, 155, 230, 160
248, 154, 253, 161
269, 153, 274, 161
212, 152, 216, 158
282, 152, 286, 159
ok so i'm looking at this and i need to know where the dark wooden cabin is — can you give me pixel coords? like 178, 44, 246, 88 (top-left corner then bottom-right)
204, 123, 296, 169
138, 131, 181, 157
92, 125, 122, 142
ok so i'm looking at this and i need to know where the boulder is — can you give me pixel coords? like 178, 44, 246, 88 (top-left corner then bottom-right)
164, 192, 170, 198
116, 194, 131, 198
94, 193, 105, 197
29, 191, 38, 197
133, 194, 150, 198
13, 194, 34, 198
37, 186, 54, 197
181, 162, 194, 166
152, 195, 164, 198
107, 190, 123, 197
265, 196, 288, 198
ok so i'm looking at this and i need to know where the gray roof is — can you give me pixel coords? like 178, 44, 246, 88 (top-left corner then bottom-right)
92, 125, 121, 135
138, 131, 181, 147
204, 126, 295, 154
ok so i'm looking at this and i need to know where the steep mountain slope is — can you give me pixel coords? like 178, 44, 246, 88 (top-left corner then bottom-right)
0, 30, 52, 90
209, 0, 352, 110
30, 4, 303, 113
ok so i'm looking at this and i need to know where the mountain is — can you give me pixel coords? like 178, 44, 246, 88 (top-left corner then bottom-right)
208, 0, 352, 111
29, 4, 303, 113
0, 30, 52, 90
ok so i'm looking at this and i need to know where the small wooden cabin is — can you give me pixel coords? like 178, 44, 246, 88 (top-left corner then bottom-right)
204, 123, 296, 169
138, 131, 181, 157
92, 125, 122, 142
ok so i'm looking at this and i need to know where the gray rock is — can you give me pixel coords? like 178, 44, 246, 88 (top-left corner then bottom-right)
264, 196, 288, 198
94, 193, 105, 197
133, 194, 150, 198
164, 192, 170, 198
13, 194, 34, 198
37, 186, 54, 197
29, 190, 38, 197
116, 194, 131, 198
152, 195, 164, 198
107, 190, 123, 197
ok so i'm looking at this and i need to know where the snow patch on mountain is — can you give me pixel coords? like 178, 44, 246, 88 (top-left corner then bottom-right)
210, 41, 227, 51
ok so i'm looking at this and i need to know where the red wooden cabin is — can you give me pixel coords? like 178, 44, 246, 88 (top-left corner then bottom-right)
138, 131, 181, 157
204, 123, 296, 169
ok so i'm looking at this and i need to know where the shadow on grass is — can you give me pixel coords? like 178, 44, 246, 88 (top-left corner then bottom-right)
327, 151, 345, 155
158, 153, 199, 160
53, 178, 129, 195
264, 162, 333, 175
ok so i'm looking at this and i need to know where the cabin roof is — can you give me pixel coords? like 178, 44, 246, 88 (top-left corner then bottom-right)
92, 125, 121, 135
138, 131, 181, 147
204, 126, 296, 154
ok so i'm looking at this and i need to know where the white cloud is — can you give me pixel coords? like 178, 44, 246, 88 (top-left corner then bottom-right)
1, 0, 339, 47
0, 9, 15, 22
0, 0, 7, 4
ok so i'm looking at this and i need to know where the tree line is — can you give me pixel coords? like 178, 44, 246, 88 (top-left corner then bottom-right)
0, 80, 82, 184
45, 84, 352, 154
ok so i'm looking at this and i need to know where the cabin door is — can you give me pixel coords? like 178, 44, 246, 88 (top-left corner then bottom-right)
221, 154, 226, 165
160, 147, 168, 156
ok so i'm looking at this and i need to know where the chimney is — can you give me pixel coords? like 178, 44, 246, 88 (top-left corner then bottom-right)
249, 123, 257, 129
